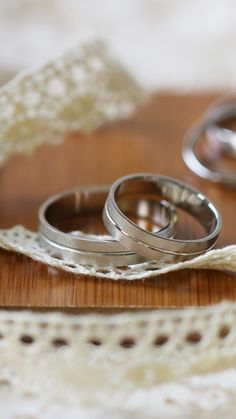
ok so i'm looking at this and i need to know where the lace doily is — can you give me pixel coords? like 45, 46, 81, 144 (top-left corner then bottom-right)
0, 302, 236, 418
0, 39, 236, 279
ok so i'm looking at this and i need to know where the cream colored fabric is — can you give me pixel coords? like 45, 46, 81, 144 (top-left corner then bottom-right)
0, 40, 142, 166
0, 40, 235, 279
0, 303, 235, 418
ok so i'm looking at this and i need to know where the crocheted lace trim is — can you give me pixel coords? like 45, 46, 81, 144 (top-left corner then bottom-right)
0, 40, 142, 166
0, 303, 236, 418
1, 225, 236, 280
0, 39, 235, 279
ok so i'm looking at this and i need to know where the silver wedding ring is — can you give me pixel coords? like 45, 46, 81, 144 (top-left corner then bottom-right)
39, 185, 177, 266
103, 173, 221, 262
183, 97, 236, 185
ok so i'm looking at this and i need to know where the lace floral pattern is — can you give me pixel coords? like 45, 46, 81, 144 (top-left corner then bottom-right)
0, 40, 143, 166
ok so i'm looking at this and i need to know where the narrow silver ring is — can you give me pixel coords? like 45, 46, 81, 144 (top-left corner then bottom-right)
39, 185, 177, 266
103, 173, 221, 262
183, 99, 236, 185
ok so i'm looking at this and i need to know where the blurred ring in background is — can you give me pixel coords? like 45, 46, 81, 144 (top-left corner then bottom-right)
183, 97, 236, 185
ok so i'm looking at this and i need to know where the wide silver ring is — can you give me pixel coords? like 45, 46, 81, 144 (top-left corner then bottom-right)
103, 173, 221, 262
183, 99, 236, 185
39, 185, 177, 266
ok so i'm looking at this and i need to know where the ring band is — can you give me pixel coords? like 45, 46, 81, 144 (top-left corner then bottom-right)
183, 99, 236, 185
39, 185, 177, 266
207, 126, 236, 157
103, 173, 221, 262
39, 234, 141, 267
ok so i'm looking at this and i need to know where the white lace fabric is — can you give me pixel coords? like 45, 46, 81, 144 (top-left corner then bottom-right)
0, 303, 236, 418
1, 226, 236, 280
0, 40, 142, 167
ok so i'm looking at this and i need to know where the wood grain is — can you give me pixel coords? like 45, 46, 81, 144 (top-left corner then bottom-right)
1, 93, 236, 309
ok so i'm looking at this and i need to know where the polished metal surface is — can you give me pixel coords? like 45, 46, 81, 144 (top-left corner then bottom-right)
207, 125, 236, 157
39, 185, 177, 266
183, 98, 236, 185
39, 234, 143, 267
103, 173, 221, 262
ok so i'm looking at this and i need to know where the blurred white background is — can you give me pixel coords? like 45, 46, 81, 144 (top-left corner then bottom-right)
1, 0, 236, 91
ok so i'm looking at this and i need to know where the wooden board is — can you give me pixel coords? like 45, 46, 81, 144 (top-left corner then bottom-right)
1, 93, 236, 309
